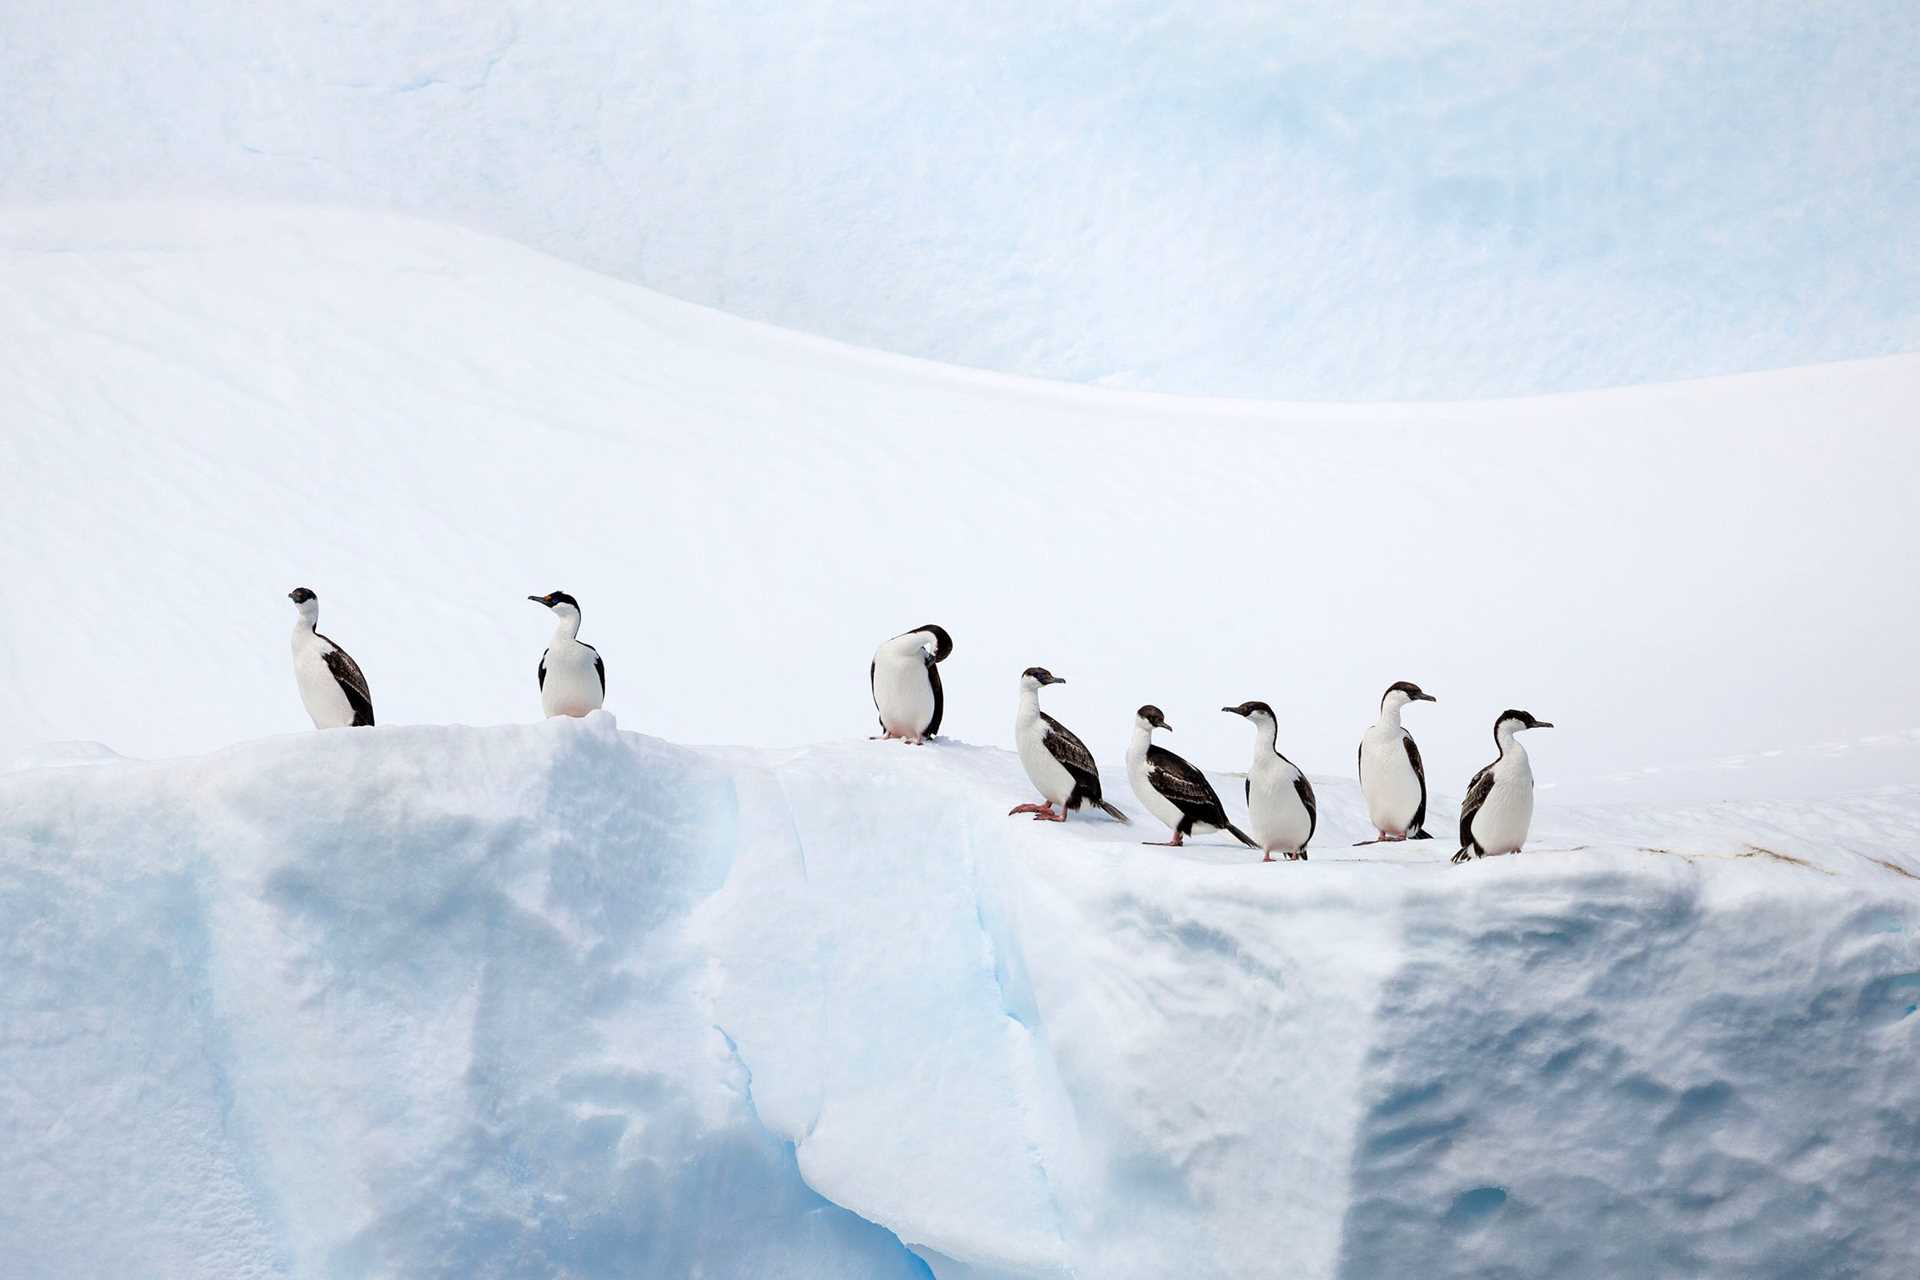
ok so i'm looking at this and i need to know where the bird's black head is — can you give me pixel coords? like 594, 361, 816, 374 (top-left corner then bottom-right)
1221, 700, 1275, 720
287, 587, 316, 604
1136, 704, 1170, 731
915, 624, 954, 662
1497, 709, 1554, 733
1022, 666, 1064, 687
529, 591, 581, 612
1384, 680, 1436, 707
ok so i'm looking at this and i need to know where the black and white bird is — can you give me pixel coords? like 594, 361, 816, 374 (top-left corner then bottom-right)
869, 624, 952, 744
287, 587, 374, 729
1009, 668, 1129, 823
1357, 681, 1437, 843
1222, 701, 1316, 861
1452, 710, 1554, 864
1126, 705, 1256, 849
528, 591, 605, 718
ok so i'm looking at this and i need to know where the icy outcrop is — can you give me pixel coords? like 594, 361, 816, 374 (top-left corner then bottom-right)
2, 716, 1917, 1277
0, 718, 926, 1280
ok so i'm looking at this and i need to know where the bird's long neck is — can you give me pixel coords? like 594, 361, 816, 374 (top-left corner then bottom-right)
551, 610, 581, 643
1254, 716, 1280, 758
1016, 686, 1042, 726
1127, 722, 1153, 762
1375, 698, 1405, 732
292, 602, 319, 640
1495, 721, 1525, 764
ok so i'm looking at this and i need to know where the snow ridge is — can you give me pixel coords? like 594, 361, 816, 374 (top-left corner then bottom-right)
4, 204, 1916, 804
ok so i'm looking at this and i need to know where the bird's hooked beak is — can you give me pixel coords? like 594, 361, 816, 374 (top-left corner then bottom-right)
528, 594, 550, 606
1535, 720, 1555, 729
1221, 705, 1245, 717
1044, 674, 1066, 686
286, 591, 299, 601
1416, 692, 1438, 702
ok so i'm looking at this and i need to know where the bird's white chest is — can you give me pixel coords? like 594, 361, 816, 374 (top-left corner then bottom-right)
1472, 755, 1536, 854
291, 632, 354, 729
1126, 745, 1187, 830
541, 639, 604, 718
872, 653, 934, 734
1015, 712, 1075, 804
1360, 726, 1423, 833
1247, 756, 1313, 851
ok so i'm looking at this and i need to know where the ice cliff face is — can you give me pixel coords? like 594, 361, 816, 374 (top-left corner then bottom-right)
4, 715, 1916, 1277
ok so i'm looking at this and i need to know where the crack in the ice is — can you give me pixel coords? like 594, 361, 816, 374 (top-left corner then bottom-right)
712, 1023, 932, 1277
964, 821, 1077, 1277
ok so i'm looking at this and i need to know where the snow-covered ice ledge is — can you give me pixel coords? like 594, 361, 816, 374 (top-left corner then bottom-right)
3, 714, 1916, 1278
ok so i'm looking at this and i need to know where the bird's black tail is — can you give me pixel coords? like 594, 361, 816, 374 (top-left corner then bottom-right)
1225, 822, 1259, 850
1094, 799, 1132, 824
1410, 828, 1434, 840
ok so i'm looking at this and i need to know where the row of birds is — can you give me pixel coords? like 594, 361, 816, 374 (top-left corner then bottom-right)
289, 594, 1551, 866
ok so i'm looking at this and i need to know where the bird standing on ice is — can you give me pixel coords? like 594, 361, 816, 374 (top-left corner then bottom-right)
1009, 667, 1129, 823
1452, 710, 1553, 864
528, 591, 605, 718
1357, 680, 1437, 843
869, 624, 952, 744
1126, 705, 1256, 849
287, 587, 374, 728
1222, 701, 1317, 861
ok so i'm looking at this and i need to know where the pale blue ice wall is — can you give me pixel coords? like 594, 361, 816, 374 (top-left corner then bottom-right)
3, 1, 1915, 397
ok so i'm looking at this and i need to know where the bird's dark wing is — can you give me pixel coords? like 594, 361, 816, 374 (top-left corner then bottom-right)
580, 641, 605, 696
1356, 740, 1364, 784
1404, 732, 1428, 833
317, 637, 374, 727
870, 660, 881, 730
1458, 762, 1496, 849
538, 649, 548, 690
924, 653, 944, 737
1295, 774, 1318, 847
1040, 712, 1102, 797
1146, 744, 1227, 819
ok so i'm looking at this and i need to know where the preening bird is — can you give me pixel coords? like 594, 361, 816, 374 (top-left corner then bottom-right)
1452, 709, 1553, 864
1126, 705, 1256, 849
1223, 701, 1317, 861
1009, 667, 1129, 823
1357, 681, 1437, 843
870, 624, 952, 744
287, 587, 374, 729
529, 591, 605, 718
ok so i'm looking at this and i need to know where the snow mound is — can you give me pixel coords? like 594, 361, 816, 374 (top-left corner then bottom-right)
4, 717, 1916, 1277
3, 3, 1916, 397
3, 203, 1916, 806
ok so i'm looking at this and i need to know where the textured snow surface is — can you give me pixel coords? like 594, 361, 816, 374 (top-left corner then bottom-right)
3, 3, 1917, 396
3, 716, 1917, 1278
2, 204, 1916, 802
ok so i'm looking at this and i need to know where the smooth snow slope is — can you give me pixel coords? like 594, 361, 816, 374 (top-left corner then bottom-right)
3, 4, 1917, 397
2, 204, 1916, 802
3, 716, 1916, 1278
